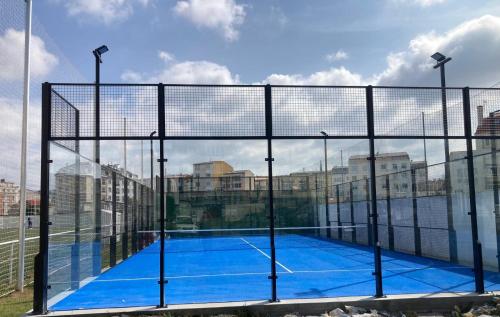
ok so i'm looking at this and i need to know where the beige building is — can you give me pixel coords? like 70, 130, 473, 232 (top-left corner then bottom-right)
0, 179, 20, 215
193, 161, 234, 191
348, 152, 412, 197
221, 170, 255, 191
101, 164, 139, 203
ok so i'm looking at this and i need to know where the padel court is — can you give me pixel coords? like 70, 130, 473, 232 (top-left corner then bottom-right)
49, 230, 500, 311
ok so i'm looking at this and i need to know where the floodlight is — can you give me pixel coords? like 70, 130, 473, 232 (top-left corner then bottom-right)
150, 131, 157, 137
320, 131, 328, 137
95, 45, 109, 56
431, 52, 446, 62
93, 45, 109, 62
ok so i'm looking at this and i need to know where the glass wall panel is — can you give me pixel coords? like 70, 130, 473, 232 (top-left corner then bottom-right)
375, 139, 476, 295
47, 140, 161, 311
162, 140, 270, 304
273, 139, 374, 299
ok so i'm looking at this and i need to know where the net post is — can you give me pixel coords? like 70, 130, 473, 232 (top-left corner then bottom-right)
463, 87, 485, 293
110, 171, 117, 267
139, 184, 144, 250
265, 84, 278, 302
132, 180, 138, 254
386, 175, 394, 251
365, 178, 372, 246
33, 82, 51, 314
349, 181, 356, 243
122, 176, 129, 260
366, 85, 383, 297
336, 184, 342, 240
411, 168, 422, 256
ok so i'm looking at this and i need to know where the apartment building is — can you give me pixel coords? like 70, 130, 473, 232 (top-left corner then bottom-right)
193, 161, 234, 191
0, 179, 20, 215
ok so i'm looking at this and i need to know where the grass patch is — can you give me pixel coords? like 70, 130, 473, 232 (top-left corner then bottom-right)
0, 287, 32, 317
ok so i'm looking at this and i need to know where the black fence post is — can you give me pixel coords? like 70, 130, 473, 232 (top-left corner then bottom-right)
71, 110, 81, 290
350, 182, 356, 243
158, 83, 167, 307
367, 85, 383, 297
411, 168, 422, 256
132, 181, 138, 254
110, 171, 117, 267
265, 84, 278, 302
93, 81, 102, 277
336, 184, 342, 240
122, 176, 129, 260
139, 184, 144, 250
386, 175, 394, 251
33, 82, 51, 314
366, 178, 372, 246
463, 87, 485, 293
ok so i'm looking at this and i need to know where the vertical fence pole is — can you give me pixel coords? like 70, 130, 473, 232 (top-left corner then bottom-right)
489, 113, 500, 271
442, 76, 458, 263
123, 177, 128, 260
411, 168, 422, 256
71, 110, 81, 290
9, 243, 14, 285
265, 84, 278, 302
386, 175, 394, 250
350, 182, 356, 242
463, 87, 485, 293
366, 85, 383, 297
139, 185, 144, 250
132, 181, 138, 254
110, 171, 117, 267
33, 82, 51, 314
336, 184, 342, 240
93, 69, 102, 277
366, 178, 372, 246
158, 83, 167, 307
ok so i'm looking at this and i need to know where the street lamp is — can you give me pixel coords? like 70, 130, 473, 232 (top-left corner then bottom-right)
431, 51, 457, 262
320, 131, 331, 238
92, 44, 108, 276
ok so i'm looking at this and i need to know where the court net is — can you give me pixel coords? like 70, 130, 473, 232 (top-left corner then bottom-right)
136, 225, 368, 253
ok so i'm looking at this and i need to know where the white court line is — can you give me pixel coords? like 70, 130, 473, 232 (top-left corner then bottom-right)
240, 237, 293, 273
86, 265, 469, 283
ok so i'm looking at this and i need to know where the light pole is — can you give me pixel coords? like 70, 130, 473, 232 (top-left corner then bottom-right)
92, 45, 108, 275
431, 52, 456, 262
18, 0, 32, 292
321, 131, 331, 238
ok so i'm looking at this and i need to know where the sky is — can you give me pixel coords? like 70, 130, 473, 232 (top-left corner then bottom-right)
2, 0, 500, 188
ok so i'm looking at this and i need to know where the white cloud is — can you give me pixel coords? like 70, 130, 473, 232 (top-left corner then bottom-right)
122, 54, 239, 84
374, 14, 500, 87
173, 0, 246, 42
158, 50, 175, 63
0, 98, 42, 188
262, 67, 363, 86
325, 50, 349, 62
0, 29, 58, 82
392, 0, 446, 7
264, 15, 500, 88
54, 0, 150, 24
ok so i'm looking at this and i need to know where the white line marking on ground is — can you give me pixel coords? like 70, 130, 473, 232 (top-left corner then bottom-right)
239, 237, 293, 273
88, 265, 469, 283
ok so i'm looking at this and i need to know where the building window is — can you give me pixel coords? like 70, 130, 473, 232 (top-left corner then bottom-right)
392, 164, 398, 170
381, 164, 387, 170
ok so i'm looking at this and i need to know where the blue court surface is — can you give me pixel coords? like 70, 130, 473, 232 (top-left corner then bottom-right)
49, 234, 500, 311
